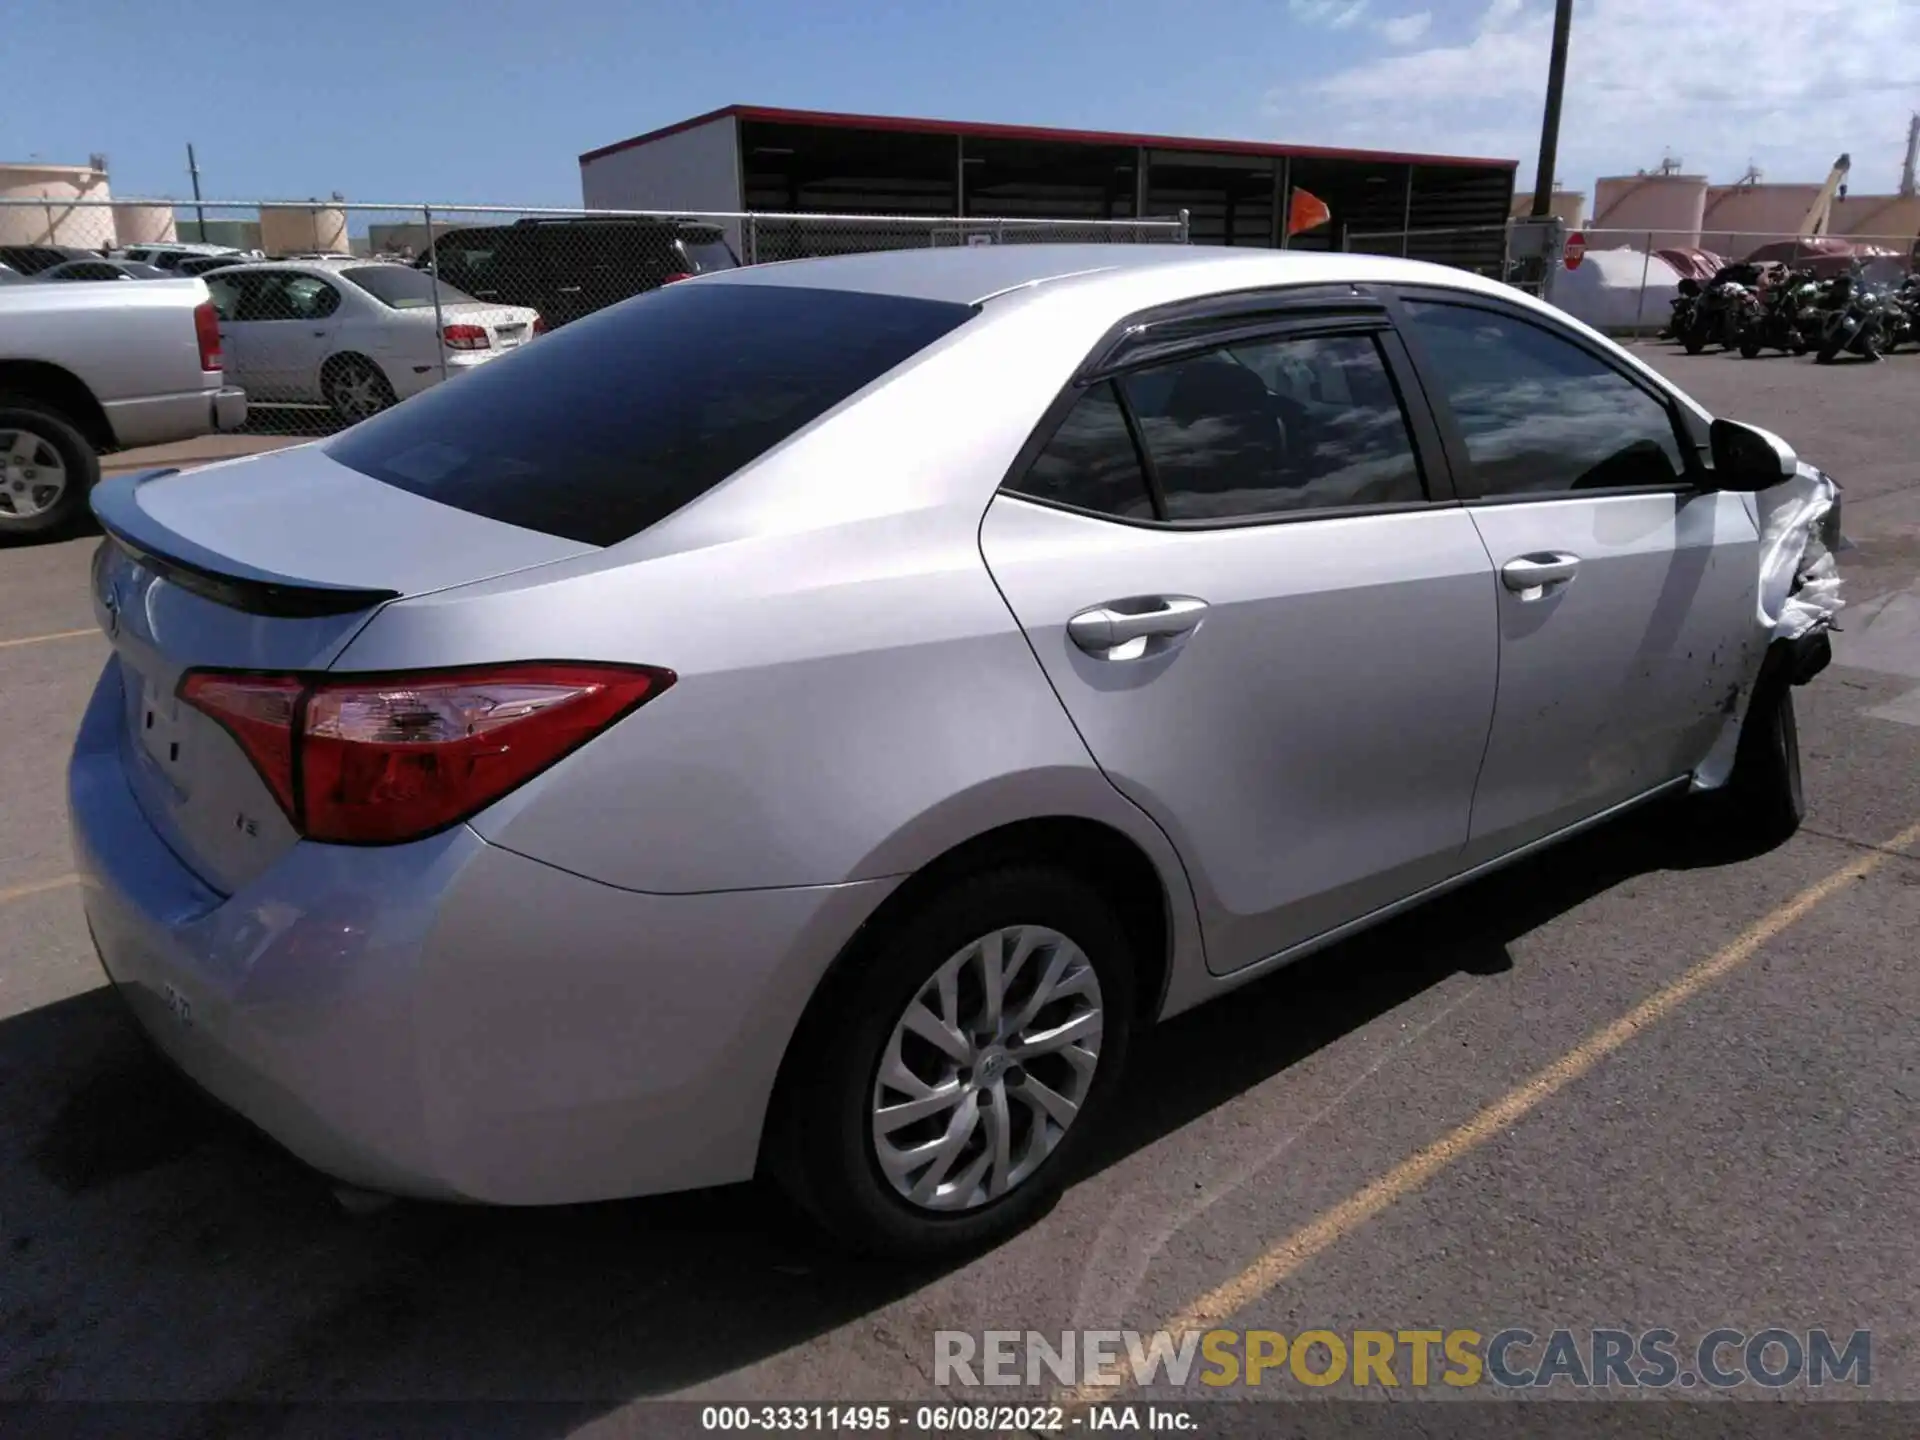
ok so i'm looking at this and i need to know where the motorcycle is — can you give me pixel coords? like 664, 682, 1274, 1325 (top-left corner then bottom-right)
1682, 262, 1767, 354
1814, 267, 1894, 363
1738, 267, 1821, 357
1665, 278, 1700, 341
1881, 273, 1920, 353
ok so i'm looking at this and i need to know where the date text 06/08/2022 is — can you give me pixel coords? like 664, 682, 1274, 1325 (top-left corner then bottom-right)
699, 1404, 1193, 1432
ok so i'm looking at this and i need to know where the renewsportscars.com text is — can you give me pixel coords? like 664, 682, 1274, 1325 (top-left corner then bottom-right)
933, 1327, 1871, 1391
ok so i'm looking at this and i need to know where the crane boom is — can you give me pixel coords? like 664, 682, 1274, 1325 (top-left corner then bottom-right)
1799, 153, 1852, 237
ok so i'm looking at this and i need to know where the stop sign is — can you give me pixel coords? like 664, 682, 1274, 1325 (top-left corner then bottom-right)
1564, 231, 1586, 269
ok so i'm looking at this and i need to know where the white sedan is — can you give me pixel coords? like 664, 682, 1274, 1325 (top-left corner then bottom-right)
203, 261, 543, 423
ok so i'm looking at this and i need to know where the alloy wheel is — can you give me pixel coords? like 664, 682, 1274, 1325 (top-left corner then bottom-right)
870, 925, 1104, 1212
0, 428, 67, 520
331, 367, 388, 422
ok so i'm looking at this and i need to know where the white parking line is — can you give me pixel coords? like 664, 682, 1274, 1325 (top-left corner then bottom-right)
0, 628, 100, 652
0, 874, 80, 906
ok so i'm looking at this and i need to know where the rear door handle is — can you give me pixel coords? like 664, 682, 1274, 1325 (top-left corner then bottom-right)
1500, 552, 1581, 599
1068, 596, 1208, 659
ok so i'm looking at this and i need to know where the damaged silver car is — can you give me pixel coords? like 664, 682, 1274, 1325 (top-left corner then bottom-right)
72, 247, 1844, 1259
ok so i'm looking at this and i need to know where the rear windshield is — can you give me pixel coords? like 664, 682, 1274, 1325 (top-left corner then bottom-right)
324, 281, 975, 546
681, 238, 737, 271
344, 264, 478, 308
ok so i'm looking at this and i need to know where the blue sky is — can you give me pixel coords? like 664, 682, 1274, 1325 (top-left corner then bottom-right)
9, 0, 1918, 207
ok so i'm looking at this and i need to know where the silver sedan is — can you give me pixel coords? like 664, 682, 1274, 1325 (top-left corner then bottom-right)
69, 244, 1842, 1257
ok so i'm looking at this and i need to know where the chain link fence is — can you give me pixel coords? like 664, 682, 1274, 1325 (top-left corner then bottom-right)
2, 197, 1188, 441
740, 212, 1189, 263
1343, 222, 1547, 298
1565, 226, 1918, 340
1339, 218, 1920, 338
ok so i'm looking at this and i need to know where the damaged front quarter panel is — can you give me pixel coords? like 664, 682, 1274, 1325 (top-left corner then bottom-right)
1692, 462, 1845, 792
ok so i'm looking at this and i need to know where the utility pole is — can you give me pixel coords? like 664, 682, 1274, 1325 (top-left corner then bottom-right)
1528, 0, 1575, 218
186, 142, 206, 240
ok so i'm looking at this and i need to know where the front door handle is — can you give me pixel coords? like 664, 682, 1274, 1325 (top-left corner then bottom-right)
1068, 596, 1208, 659
1500, 552, 1581, 599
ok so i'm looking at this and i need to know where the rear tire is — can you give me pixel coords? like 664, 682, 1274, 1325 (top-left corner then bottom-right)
0, 398, 100, 542
768, 865, 1136, 1259
323, 356, 397, 426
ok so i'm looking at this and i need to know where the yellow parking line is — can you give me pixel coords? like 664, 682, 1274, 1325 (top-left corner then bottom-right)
0, 627, 99, 651
0, 873, 80, 906
1062, 817, 1920, 1407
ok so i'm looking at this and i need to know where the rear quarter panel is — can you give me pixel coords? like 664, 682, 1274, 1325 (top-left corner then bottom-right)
325, 291, 1205, 914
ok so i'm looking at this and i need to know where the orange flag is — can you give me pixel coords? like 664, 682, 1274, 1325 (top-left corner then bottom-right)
1287, 187, 1331, 236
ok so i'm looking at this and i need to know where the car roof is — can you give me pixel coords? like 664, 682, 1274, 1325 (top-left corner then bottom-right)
699, 242, 1520, 308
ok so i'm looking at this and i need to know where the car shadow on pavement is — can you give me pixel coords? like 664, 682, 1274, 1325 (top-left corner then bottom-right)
0, 798, 1724, 1423
1080, 798, 1713, 1170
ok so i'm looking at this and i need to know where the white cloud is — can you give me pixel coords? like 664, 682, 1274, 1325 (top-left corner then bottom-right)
1290, 0, 1372, 31
1480, 0, 1525, 31
1375, 10, 1433, 45
1263, 0, 1920, 202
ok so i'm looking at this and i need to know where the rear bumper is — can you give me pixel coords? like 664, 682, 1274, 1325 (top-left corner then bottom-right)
69, 658, 895, 1204
102, 385, 246, 449
387, 350, 504, 401
212, 385, 247, 432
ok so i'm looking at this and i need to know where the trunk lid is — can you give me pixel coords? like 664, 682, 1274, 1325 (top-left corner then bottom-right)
91, 451, 594, 895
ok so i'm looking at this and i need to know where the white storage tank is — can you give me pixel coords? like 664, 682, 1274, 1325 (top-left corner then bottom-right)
1590, 173, 1709, 251
261, 203, 349, 256
111, 202, 178, 246
0, 161, 115, 247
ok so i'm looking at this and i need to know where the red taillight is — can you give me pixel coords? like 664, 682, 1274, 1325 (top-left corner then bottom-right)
177, 673, 302, 813
179, 663, 674, 845
194, 300, 222, 371
659, 272, 693, 286
531, 314, 548, 335
442, 323, 491, 351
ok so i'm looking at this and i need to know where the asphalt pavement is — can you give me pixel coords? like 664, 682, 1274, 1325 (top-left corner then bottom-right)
0, 343, 1916, 1437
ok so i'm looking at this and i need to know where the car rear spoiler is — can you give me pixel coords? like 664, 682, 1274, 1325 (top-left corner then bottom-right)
91, 470, 402, 619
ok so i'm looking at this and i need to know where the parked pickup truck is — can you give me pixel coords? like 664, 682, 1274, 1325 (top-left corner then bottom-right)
0, 277, 246, 538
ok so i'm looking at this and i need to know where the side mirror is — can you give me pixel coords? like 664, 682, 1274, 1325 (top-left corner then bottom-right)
1708, 418, 1798, 492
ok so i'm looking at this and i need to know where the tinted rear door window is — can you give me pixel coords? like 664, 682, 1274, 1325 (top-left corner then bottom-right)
1121, 332, 1426, 520
325, 283, 974, 546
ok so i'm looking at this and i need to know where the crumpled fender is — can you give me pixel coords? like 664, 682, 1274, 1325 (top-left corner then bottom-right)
1693, 461, 1845, 791
1755, 460, 1845, 643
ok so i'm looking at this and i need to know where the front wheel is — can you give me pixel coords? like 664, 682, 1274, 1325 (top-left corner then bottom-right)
1697, 668, 1804, 853
1683, 324, 1708, 356
769, 866, 1136, 1258
1739, 335, 1762, 359
0, 399, 101, 542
